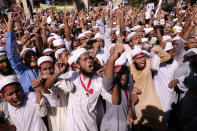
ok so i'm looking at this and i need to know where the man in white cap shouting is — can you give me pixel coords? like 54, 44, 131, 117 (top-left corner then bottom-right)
0, 75, 60, 131
130, 46, 171, 130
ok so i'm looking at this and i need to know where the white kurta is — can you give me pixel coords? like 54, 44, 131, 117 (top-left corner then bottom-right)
47, 70, 77, 131
8, 92, 60, 131
65, 73, 112, 131
153, 60, 179, 120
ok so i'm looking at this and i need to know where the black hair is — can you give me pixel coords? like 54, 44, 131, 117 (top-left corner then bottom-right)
114, 66, 130, 87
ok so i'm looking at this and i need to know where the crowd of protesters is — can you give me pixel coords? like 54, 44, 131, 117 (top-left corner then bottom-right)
0, 1, 197, 131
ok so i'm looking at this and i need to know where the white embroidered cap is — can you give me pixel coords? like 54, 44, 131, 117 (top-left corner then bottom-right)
43, 48, 54, 54
53, 39, 65, 47
68, 48, 87, 66
164, 42, 173, 51
185, 48, 197, 57
37, 56, 53, 67
127, 32, 137, 41
0, 75, 19, 92
55, 48, 67, 59
20, 48, 35, 57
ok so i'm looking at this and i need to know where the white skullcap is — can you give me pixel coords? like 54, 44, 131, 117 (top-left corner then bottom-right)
150, 37, 157, 45
0, 47, 6, 52
113, 22, 117, 25
53, 39, 65, 47
94, 33, 103, 40
164, 42, 173, 51
144, 28, 154, 35
172, 26, 182, 34
59, 24, 65, 29
127, 32, 137, 41
132, 25, 141, 31
87, 23, 92, 25
0, 52, 6, 56
43, 48, 54, 54
47, 16, 52, 24
141, 38, 149, 43
142, 50, 150, 57
0, 75, 19, 92
113, 6, 119, 11
37, 56, 53, 67
84, 30, 92, 35
20, 48, 35, 57
17, 41, 23, 45
47, 36, 55, 43
55, 48, 67, 59
131, 48, 144, 58
172, 36, 181, 42
124, 27, 131, 32
162, 35, 172, 42
78, 33, 86, 39
115, 53, 128, 67
68, 48, 87, 65
93, 26, 99, 29
185, 48, 197, 57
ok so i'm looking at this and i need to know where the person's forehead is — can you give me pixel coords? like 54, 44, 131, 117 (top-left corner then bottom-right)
80, 52, 90, 59
188, 38, 197, 42
41, 62, 53, 68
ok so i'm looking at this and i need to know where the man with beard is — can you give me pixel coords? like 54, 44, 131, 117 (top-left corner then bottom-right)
54, 47, 114, 131
153, 42, 179, 123
170, 48, 197, 130
6, 12, 39, 92
130, 47, 171, 130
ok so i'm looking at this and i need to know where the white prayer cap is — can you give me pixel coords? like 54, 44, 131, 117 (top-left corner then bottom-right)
47, 36, 54, 43
94, 33, 103, 40
132, 25, 141, 31
112, 28, 116, 31
37, 56, 53, 67
113, 6, 119, 11
113, 22, 117, 25
0, 52, 6, 56
162, 35, 172, 42
141, 38, 149, 43
87, 23, 92, 25
172, 25, 182, 34
78, 33, 86, 39
93, 26, 99, 29
47, 16, 52, 24
127, 32, 137, 41
115, 53, 128, 67
185, 48, 197, 57
172, 36, 181, 42
173, 18, 178, 22
84, 30, 92, 35
0, 75, 19, 92
164, 42, 173, 51
17, 41, 23, 45
43, 48, 54, 54
150, 37, 157, 45
68, 48, 87, 65
59, 24, 65, 29
144, 28, 154, 35
142, 50, 150, 57
131, 48, 144, 58
55, 48, 66, 59
53, 39, 65, 47
0, 47, 6, 52
124, 27, 130, 32
20, 48, 35, 57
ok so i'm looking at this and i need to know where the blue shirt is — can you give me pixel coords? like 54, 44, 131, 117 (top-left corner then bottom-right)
6, 32, 39, 92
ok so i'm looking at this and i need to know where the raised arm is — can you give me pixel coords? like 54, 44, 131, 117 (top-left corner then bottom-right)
6, 12, 27, 75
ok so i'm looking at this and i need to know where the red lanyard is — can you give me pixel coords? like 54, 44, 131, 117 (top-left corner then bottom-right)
124, 90, 130, 105
79, 72, 93, 95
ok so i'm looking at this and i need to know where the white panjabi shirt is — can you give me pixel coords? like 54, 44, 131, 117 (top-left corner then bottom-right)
8, 91, 60, 131
61, 72, 112, 131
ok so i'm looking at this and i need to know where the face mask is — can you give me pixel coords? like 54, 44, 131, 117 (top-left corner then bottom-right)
144, 44, 149, 49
